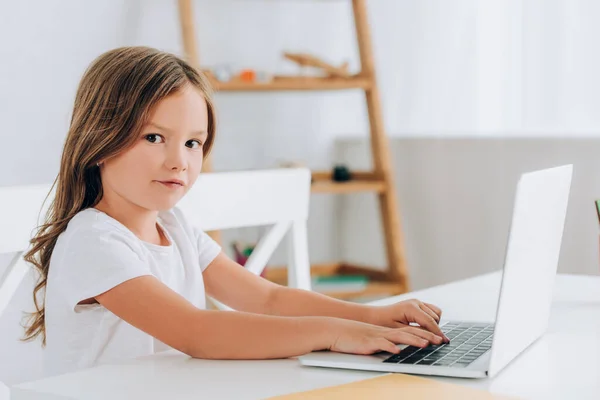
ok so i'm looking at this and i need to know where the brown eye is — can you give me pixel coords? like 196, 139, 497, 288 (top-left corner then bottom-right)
186, 140, 202, 149
145, 134, 164, 144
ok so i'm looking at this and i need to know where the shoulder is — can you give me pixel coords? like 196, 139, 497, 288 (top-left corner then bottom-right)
48, 209, 154, 310
55, 208, 144, 261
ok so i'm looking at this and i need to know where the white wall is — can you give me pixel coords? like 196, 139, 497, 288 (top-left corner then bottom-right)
337, 137, 600, 292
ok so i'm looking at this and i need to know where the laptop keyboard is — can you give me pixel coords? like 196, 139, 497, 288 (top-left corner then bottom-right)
383, 322, 494, 368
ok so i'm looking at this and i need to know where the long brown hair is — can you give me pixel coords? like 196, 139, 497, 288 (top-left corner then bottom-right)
23, 46, 217, 345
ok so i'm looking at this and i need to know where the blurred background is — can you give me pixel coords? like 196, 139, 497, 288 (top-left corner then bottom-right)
2, 0, 600, 384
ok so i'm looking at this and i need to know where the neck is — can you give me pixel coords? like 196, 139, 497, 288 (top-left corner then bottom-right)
94, 192, 164, 245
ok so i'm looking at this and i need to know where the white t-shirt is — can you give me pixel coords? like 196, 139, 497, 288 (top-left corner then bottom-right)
43, 207, 221, 377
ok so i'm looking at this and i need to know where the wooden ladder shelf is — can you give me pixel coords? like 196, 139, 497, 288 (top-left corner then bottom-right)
177, 0, 411, 299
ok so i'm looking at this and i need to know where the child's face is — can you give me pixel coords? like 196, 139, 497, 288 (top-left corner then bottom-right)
100, 85, 209, 211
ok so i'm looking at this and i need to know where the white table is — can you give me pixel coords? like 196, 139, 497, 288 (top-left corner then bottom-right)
11, 272, 600, 400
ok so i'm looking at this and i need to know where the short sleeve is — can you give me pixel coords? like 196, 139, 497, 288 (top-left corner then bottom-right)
55, 228, 153, 311
194, 227, 221, 271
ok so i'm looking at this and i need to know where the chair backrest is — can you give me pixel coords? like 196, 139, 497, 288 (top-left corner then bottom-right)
0, 380, 9, 399
0, 184, 54, 319
0, 168, 312, 314
178, 168, 313, 310
180, 168, 311, 231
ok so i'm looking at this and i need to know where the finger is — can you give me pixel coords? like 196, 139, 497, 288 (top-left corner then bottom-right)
409, 306, 446, 340
419, 303, 441, 323
385, 330, 430, 348
423, 302, 442, 319
373, 338, 400, 354
402, 326, 444, 345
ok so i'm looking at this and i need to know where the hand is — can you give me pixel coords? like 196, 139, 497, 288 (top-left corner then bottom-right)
326, 317, 445, 355
366, 299, 449, 343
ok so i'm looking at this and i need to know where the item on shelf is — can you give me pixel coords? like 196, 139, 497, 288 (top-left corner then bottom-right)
311, 274, 368, 293
239, 69, 256, 82
232, 241, 268, 278
255, 70, 273, 83
332, 164, 352, 182
212, 65, 233, 82
234, 68, 274, 83
232, 241, 251, 264
278, 160, 307, 169
283, 51, 350, 78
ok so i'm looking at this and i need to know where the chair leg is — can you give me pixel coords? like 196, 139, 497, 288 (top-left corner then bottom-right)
244, 221, 290, 277
287, 220, 311, 290
209, 222, 291, 311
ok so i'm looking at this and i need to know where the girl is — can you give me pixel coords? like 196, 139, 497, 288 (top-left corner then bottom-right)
23, 46, 449, 376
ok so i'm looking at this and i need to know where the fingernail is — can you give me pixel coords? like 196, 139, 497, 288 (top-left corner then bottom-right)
444, 335, 450, 343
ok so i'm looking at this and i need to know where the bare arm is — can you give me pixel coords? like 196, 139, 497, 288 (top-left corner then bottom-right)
202, 252, 281, 314
95, 270, 441, 359
202, 252, 371, 321
266, 287, 446, 339
266, 286, 373, 322
95, 274, 332, 359
202, 253, 445, 340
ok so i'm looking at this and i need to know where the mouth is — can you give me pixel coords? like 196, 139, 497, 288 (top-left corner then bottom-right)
156, 180, 185, 189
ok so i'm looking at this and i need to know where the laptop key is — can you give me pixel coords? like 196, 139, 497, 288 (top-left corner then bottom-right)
441, 357, 460, 363
397, 347, 419, 357
383, 347, 418, 363
383, 352, 411, 363
384, 322, 494, 367
399, 355, 425, 364
455, 361, 472, 367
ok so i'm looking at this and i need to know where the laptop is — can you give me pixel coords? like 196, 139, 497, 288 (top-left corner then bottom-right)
299, 165, 573, 379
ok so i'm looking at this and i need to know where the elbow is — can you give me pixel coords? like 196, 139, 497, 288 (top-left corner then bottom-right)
182, 346, 218, 360
178, 339, 211, 359
183, 341, 235, 360
263, 285, 286, 316
176, 310, 229, 360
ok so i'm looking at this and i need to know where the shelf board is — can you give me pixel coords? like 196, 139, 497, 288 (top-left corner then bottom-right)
311, 180, 386, 194
210, 75, 372, 92
265, 263, 340, 285
316, 281, 405, 301
311, 170, 386, 194
263, 263, 406, 301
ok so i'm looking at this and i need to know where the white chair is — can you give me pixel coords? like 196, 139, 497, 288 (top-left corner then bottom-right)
0, 168, 312, 315
0, 380, 9, 400
0, 184, 53, 386
178, 168, 313, 310
0, 184, 53, 320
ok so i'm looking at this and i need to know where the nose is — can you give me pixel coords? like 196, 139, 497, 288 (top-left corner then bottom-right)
164, 144, 188, 172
